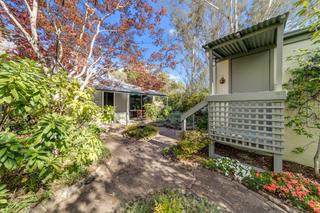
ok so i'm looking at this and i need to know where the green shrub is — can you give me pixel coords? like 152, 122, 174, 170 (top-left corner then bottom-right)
166, 111, 181, 129
0, 57, 110, 210
0, 184, 9, 208
32, 113, 70, 151
0, 132, 24, 171
121, 189, 220, 213
123, 124, 159, 140
144, 103, 160, 120
0, 56, 50, 131
101, 105, 115, 123
171, 131, 211, 159
160, 106, 172, 119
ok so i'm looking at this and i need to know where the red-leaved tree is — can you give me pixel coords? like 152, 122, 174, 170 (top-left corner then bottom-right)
0, 0, 177, 90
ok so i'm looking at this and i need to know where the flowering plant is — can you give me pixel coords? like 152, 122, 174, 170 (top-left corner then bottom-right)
203, 157, 320, 212
263, 172, 320, 212
203, 157, 254, 182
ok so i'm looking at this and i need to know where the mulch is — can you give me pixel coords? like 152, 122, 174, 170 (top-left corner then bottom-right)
204, 143, 318, 181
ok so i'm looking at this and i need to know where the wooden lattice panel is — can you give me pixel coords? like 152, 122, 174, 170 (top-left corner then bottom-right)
208, 100, 285, 154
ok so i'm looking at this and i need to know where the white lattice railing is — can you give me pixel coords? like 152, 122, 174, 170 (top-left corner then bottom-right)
207, 91, 286, 155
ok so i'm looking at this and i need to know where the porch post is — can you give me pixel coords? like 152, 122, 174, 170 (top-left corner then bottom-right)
208, 49, 215, 95
273, 23, 284, 172
274, 24, 284, 91
209, 143, 215, 158
207, 48, 215, 156
273, 153, 283, 173
181, 119, 186, 132
126, 93, 129, 125
192, 114, 195, 130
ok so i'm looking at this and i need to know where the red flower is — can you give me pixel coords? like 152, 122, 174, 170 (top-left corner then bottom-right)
255, 171, 259, 177
291, 179, 299, 184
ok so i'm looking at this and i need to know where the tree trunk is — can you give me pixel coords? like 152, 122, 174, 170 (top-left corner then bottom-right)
314, 136, 320, 178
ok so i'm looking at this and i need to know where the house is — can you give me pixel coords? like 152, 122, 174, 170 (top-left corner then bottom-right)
93, 77, 166, 124
181, 13, 318, 171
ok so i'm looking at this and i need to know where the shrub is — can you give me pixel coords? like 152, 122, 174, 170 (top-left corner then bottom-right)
0, 57, 109, 210
171, 131, 211, 159
0, 185, 8, 208
120, 189, 220, 213
123, 124, 159, 140
160, 106, 172, 119
0, 56, 50, 131
101, 105, 115, 123
144, 103, 160, 120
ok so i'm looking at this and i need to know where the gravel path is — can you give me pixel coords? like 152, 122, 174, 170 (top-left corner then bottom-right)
33, 127, 286, 213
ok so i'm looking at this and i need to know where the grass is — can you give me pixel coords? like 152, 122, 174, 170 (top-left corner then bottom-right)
120, 189, 220, 213
123, 124, 159, 140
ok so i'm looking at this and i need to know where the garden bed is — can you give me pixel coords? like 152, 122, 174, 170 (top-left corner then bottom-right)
207, 143, 317, 180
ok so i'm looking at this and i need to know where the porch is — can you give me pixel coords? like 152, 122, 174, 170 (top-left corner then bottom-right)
181, 13, 289, 172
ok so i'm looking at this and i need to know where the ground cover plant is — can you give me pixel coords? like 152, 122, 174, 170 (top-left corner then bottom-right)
0, 56, 113, 211
123, 124, 159, 140
120, 189, 220, 213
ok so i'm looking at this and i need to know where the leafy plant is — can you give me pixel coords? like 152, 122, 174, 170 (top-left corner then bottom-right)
144, 103, 160, 120
160, 106, 172, 120
0, 132, 24, 171
120, 189, 220, 213
171, 131, 211, 159
123, 124, 159, 140
0, 56, 49, 130
32, 113, 70, 150
101, 105, 115, 123
284, 48, 320, 177
0, 185, 9, 208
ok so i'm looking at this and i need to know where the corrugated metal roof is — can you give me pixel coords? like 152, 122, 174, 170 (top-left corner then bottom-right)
203, 13, 289, 59
93, 76, 165, 96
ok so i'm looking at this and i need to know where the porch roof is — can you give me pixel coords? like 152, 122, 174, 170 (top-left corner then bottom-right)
203, 13, 289, 59
93, 77, 165, 96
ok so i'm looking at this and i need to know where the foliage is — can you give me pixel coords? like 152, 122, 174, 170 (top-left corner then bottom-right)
0, 58, 110, 210
169, 90, 208, 112
123, 124, 159, 140
296, 0, 320, 43
1, 191, 51, 213
0, 132, 24, 171
32, 114, 70, 151
0, 56, 49, 130
284, 49, 320, 138
101, 106, 115, 124
0, 0, 177, 89
166, 112, 182, 129
202, 156, 320, 212
203, 157, 254, 182
0, 185, 8, 208
126, 68, 166, 91
160, 106, 172, 120
120, 189, 220, 213
245, 171, 320, 212
171, 131, 211, 159
144, 103, 161, 120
